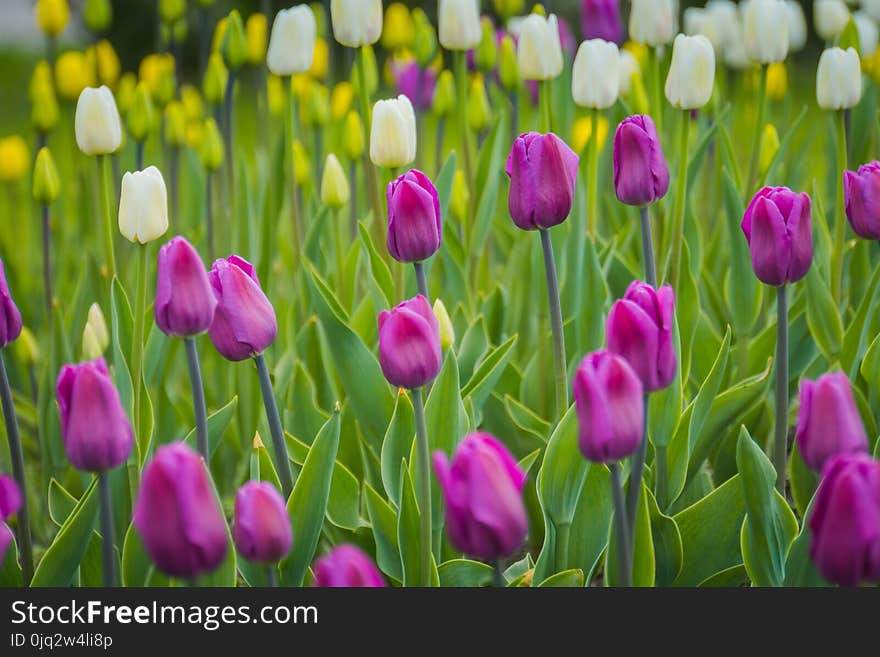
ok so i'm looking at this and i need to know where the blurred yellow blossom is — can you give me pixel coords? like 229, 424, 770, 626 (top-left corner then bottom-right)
203, 52, 228, 106
759, 124, 780, 176
29, 61, 53, 98
310, 38, 329, 80
766, 62, 788, 102
342, 110, 364, 161
55, 51, 94, 100
382, 3, 414, 52
623, 41, 649, 69
33, 147, 60, 203
115, 72, 137, 115
83, 0, 112, 33
139, 53, 176, 104
200, 118, 224, 171
267, 74, 284, 117
180, 85, 204, 120
468, 75, 492, 133
36, 0, 69, 37
0, 136, 30, 183
331, 82, 354, 120
293, 139, 312, 186
572, 115, 610, 155
451, 169, 470, 220
31, 82, 60, 134
494, 0, 525, 20
164, 101, 187, 146
302, 82, 330, 128
95, 39, 121, 88
246, 12, 268, 65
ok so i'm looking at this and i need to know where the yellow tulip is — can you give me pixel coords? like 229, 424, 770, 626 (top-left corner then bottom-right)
267, 74, 284, 117
246, 12, 268, 65
759, 124, 780, 176
14, 327, 40, 368
115, 72, 137, 115
433, 299, 455, 350
180, 85, 204, 121
766, 62, 788, 102
35, 0, 69, 38
309, 38, 329, 80
0, 136, 30, 183
203, 52, 228, 106
320, 153, 350, 208
293, 139, 312, 186
200, 118, 224, 171
342, 110, 364, 161
95, 39, 121, 89
450, 169, 470, 221
331, 82, 354, 120
382, 3, 415, 52
165, 101, 187, 146
623, 40, 649, 69
55, 51, 95, 101
212, 17, 228, 53
29, 61, 53, 99
571, 115, 610, 155
33, 147, 61, 203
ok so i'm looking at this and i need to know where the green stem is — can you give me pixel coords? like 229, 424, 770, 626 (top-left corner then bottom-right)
132, 244, 148, 451
414, 261, 429, 300
286, 76, 302, 266
184, 337, 209, 462
746, 64, 767, 194
832, 110, 848, 303
98, 471, 116, 587
654, 444, 668, 511
540, 79, 552, 134
356, 49, 383, 232
411, 387, 433, 586
98, 154, 117, 278
206, 172, 214, 258
539, 229, 568, 420
737, 334, 751, 379
254, 353, 294, 498
626, 394, 649, 532
667, 111, 691, 292
266, 565, 278, 588
455, 51, 474, 203
335, 207, 347, 306
774, 285, 789, 495
224, 70, 237, 251
609, 463, 632, 587
587, 108, 600, 238
41, 203, 52, 322
639, 206, 657, 287
555, 522, 571, 571
492, 560, 505, 588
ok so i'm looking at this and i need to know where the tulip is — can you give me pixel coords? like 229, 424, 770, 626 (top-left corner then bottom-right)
387, 169, 441, 266
814, 0, 850, 42
438, 0, 481, 51
14, 328, 39, 371
35, 0, 69, 37
377, 295, 441, 390
84, 0, 112, 34
55, 52, 94, 101
796, 373, 869, 472
450, 169, 470, 221
581, 0, 623, 44
785, 1, 808, 52
412, 8, 438, 66
94, 40, 120, 88
433, 299, 455, 350
128, 84, 155, 165
203, 53, 229, 107
200, 117, 224, 172
81, 302, 109, 360
321, 154, 350, 209
613, 114, 670, 207
133, 442, 228, 579
817, 47, 862, 111
74, 86, 122, 156
245, 13, 267, 65
572, 39, 620, 110
369, 95, 417, 168
118, 166, 169, 244
767, 63, 788, 102
222, 10, 248, 72
312, 545, 386, 587
342, 110, 364, 162
741, 186, 813, 287
516, 13, 564, 81
760, 124, 780, 176
432, 70, 457, 117
809, 454, 880, 586
467, 74, 492, 134
855, 12, 879, 56
0, 260, 23, 351
233, 482, 292, 565
154, 237, 217, 337
266, 6, 316, 77
433, 433, 528, 562
0, 136, 29, 184
0, 474, 20, 564
330, 0, 382, 48
665, 34, 715, 111
475, 17, 498, 72
629, 0, 675, 47
31, 73, 60, 135
845, 161, 880, 239
744, 0, 789, 64
391, 59, 437, 111
382, 3, 415, 52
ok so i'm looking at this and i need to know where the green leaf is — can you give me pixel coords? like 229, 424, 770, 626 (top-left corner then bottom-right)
566, 464, 613, 582
438, 559, 493, 587
109, 278, 136, 459
722, 168, 760, 339
397, 463, 436, 587
182, 396, 238, 459
805, 267, 843, 362
784, 494, 830, 586
436, 152, 457, 222
363, 483, 402, 582
381, 391, 414, 507
48, 478, 78, 527
536, 406, 589, 527
504, 394, 551, 443
606, 483, 655, 587
844, 265, 880, 378
461, 335, 517, 412
538, 569, 585, 587
121, 523, 168, 587
357, 221, 393, 309
0, 533, 22, 586
646, 487, 683, 586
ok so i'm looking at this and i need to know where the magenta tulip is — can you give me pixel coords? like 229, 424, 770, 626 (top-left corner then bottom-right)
377, 294, 441, 389
233, 481, 292, 564
155, 236, 217, 337
0, 259, 22, 349
844, 161, 880, 240
386, 169, 442, 263
613, 115, 670, 206
0, 474, 20, 563
581, 0, 623, 44
311, 544, 386, 587
391, 60, 437, 111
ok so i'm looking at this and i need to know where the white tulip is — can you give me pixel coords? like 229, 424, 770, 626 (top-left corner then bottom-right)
74, 86, 122, 156
618, 50, 640, 96
330, 0, 382, 48
665, 34, 715, 110
706, 0, 740, 57
118, 166, 169, 244
572, 39, 620, 109
370, 95, 417, 168
438, 0, 481, 51
865, 0, 880, 23
517, 13, 564, 81
629, 0, 675, 47
816, 47, 862, 110
855, 11, 880, 56
814, 0, 850, 42
722, 17, 750, 70
267, 6, 316, 76
684, 5, 727, 54
784, 1, 808, 52
744, 0, 789, 64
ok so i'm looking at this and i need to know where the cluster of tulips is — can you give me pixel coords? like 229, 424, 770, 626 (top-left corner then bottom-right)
2, 0, 880, 589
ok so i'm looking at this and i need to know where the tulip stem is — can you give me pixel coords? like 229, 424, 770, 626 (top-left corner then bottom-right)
587, 108, 600, 238
356, 48, 384, 239
184, 337, 209, 462
746, 64, 767, 194
266, 566, 278, 588
773, 284, 789, 495
224, 70, 237, 251
414, 261, 429, 300
411, 386, 433, 587
454, 51, 474, 208
627, 394, 650, 531
132, 244, 148, 454
609, 463, 632, 587
254, 353, 294, 499
654, 444, 668, 511
98, 471, 116, 587
667, 111, 691, 293
98, 154, 117, 278
540, 80, 552, 134
286, 75, 303, 268
0, 351, 33, 584
831, 109, 848, 304
41, 203, 52, 322
639, 207, 657, 288
539, 229, 568, 420
335, 208, 347, 306
492, 560, 505, 588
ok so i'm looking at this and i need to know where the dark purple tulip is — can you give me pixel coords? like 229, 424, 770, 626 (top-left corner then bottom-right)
155, 236, 218, 337
506, 132, 579, 231
573, 350, 644, 463
844, 161, 880, 240
433, 432, 528, 561
606, 281, 677, 392
581, 0, 624, 44
311, 544, 386, 587
56, 357, 133, 472
0, 475, 20, 564
232, 481, 292, 564
391, 59, 437, 111
208, 255, 277, 361
613, 115, 670, 206
387, 169, 442, 263
377, 294, 441, 389
796, 373, 869, 472
809, 454, 880, 586
133, 442, 228, 579
0, 259, 22, 349
741, 187, 813, 287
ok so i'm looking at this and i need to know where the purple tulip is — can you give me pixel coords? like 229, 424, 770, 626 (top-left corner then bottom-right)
844, 161, 880, 240
311, 544, 386, 587
133, 442, 228, 579
506, 132, 580, 231
795, 373, 869, 472
0, 259, 22, 349
56, 357, 133, 472
433, 432, 528, 561
155, 236, 218, 337
809, 454, 880, 586
386, 169, 442, 263
606, 281, 677, 392
741, 187, 813, 287
613, 115, 670, 206
573, 350, 644, 463
232, 481, 292, 564
557, 16, 578, 57
208, 255, 277, 361
581, 0, 624, 44
377, 294, 441, 389
391, 59, 437, 111
0, 475, 20, 564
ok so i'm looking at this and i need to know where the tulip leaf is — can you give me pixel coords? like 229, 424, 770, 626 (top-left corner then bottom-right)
48, 478, 78, 527
788, 440, 819, 519
363, 483, 402, 582
121, 523, 168, 587
606, 482, 655, 587
357, 221, 393, 309
722, 167, 761, 342
504, 394, 551, 444
536, 405, 588, 527
805, 267, 843, 363
109, 277, 136, 459
784, 492, 831, 587
646, 486, 683, 586
183, 395, 238, 459
436, 152, 457, 222
566, 463, 613, 583
438, 559, 493, 587
461, 334, 517, 412
843, 264, 880, 378
471, 110, 509, 253
381, 391, 415, 507
0, 533, 22, 586
397, 461, 437, 587
761, 106, 807, 187
537, 569, 585, 587
457, 315, 490, 384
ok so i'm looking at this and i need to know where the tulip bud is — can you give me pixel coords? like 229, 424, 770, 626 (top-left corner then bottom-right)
629, 0, 675, 47
382, 3, 415, 52
115, 73, 136, 115
222, 10, 248, 72
517, 13, 564, 81
312, 544, 386, 587
293, 139, 312, 186
412, 9, 438, 66
331, 82, 354, 120
572, 39, 620, 109
433, 299, 455, 350
607, 280, 677, 392
817, 47, 862, 111
378, 295, 442, 389
56, 357, 133, 472
208, 255, 277, 362
612, 114, 669, 207
14, 327, 40, 368
780, 1, 806, 53
330, 0, 382, 48
433, 432, 528, 560
134, 442, 228, 579
581, 0, 624, 44
94, 40, 120, 88
158, 0, 185, 24
467, 75, 492, 133
55, 51, 94, 101
370, 95, 417, 168
386, 170, 442, 263
475, 17, 498, 71
845, 161, 880, 239
342, 110, 364, 161
321, 154, 350, 209
74, 86, 122, 155
0, 474, 21, 564
128, 82, 155, 143
665, 34, 715, 110
506, 132, 579, 231
155, 237, 217, 338
855, 11, 880, 56
498, 36, 520, 91
35, 0, 69, 38
119, 166, 169, 244
741, 186, 813, 286
438, 0, 481, 51
814, 0, 850, 42
0, 136, 30, 184
33, 147, 60, 204
31, 77, 60, 134
203, 53, 229, 106
267, 6, 316, 76
766, 62, 788, 102
451, 169, 470, 220
0, 260, 23, 350
759, 124, 780, 176
432, 70, 457, 117
82, 303, 109, 360
200, 118, 224, 171
808, 454, 880, 586
246, 13, 268, 65
233, 481, 292, 564
744, 0, 789, 64
164, 101, 186, 147
84, 0, 112, 34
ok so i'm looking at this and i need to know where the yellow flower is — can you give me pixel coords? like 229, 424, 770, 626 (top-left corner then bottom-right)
382, 3, 414, 52
293, 139, 312, 186
450, 169, 470, 221
433, 299, 455, 349
766, 62, 788, 102
55, 51, 95, 101
493, 0, 525, 20
36, 0, 69, 38
212, 17, 228, 53
302, 83, 330, 128
623, 40, 649, 69
83, 0, 112, 34
759, 124, 780, 176
14, 327, 40, 368
95, 39, 121, 88
128, 82, 155, 143
246, 12, 268, 65
222, 10, 248, 71
29, 61, 53, 99
309, 37, 329, 80
571, 115, 610, 155
115, 72, 137, 115
203, 52, 228, 106
331, 82, 354, 120
33, 147, 61, 203
159, 0, 185, 24
164, 101, 187, 146
180, 84, 204, 121
468, 74, 492, 133
139, 53, 175, 100
320, 153, 350, 208
200, 118, 224, 171
32, 83, 60, 134
0, 136, 30, 183
343, 110, 364, 161
267, 74, 284, 117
